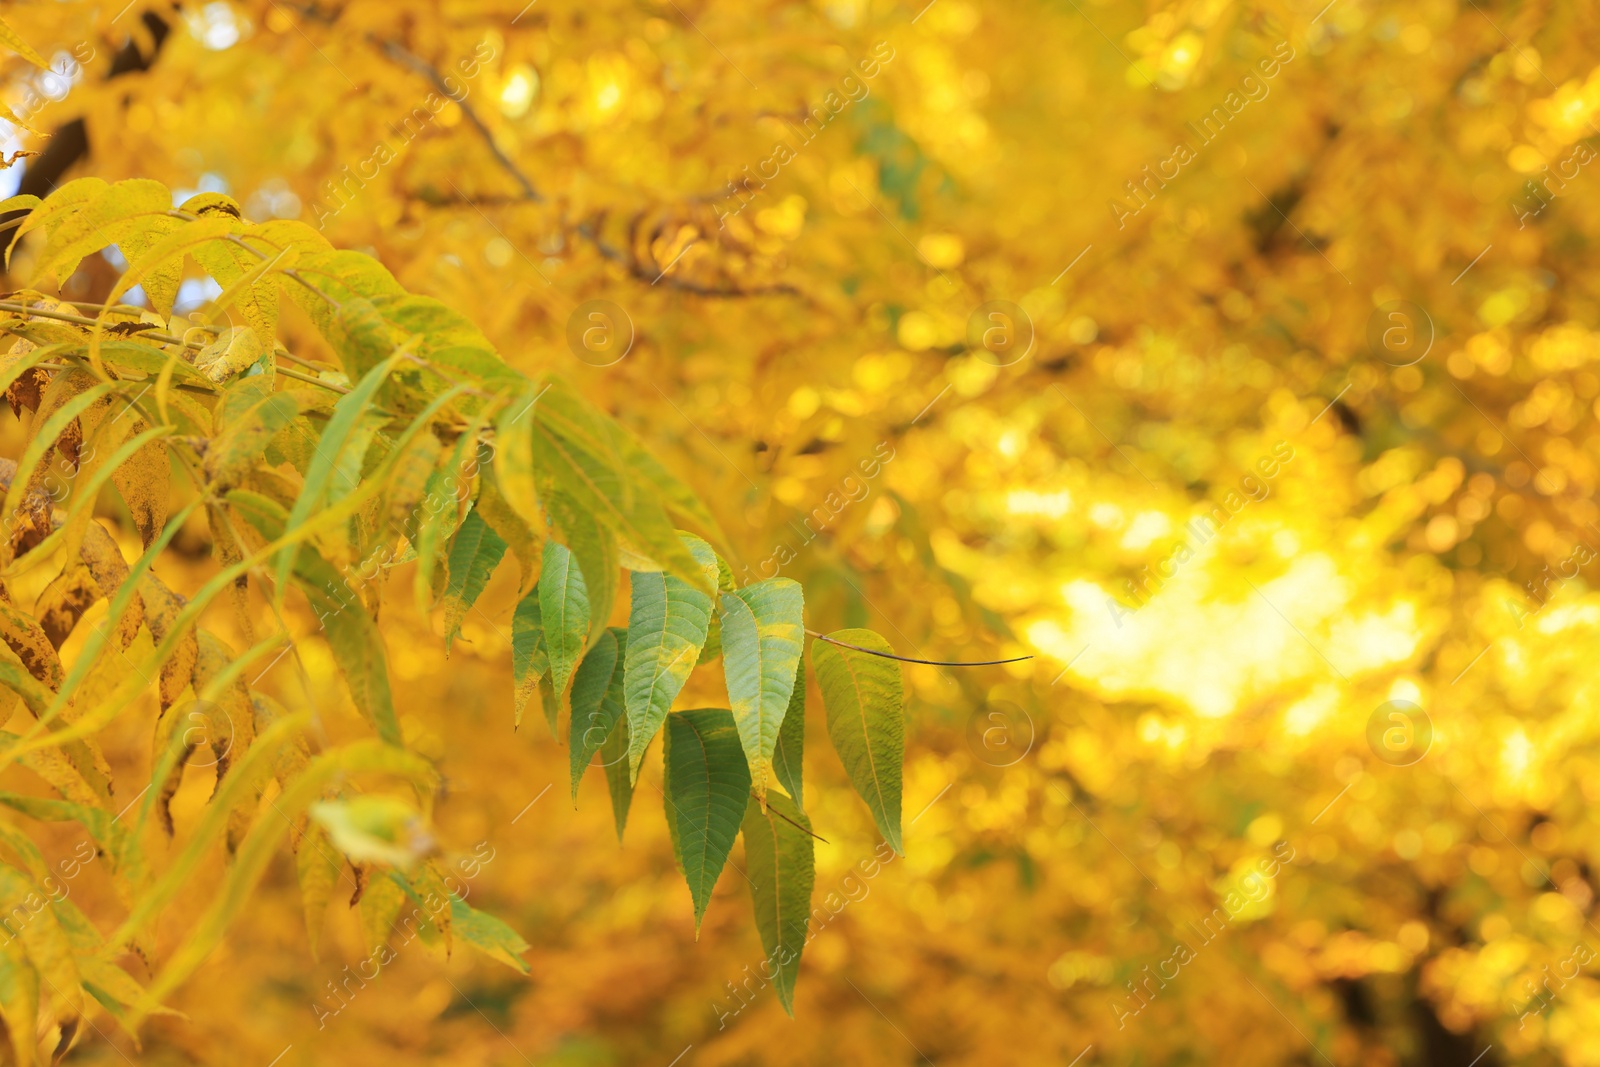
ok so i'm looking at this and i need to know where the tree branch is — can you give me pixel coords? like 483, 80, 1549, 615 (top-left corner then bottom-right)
372, 35, 804, 301
371, 36, 541, 203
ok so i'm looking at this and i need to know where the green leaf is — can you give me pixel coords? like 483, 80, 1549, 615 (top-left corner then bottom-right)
442, 509, 508, 653
475, 462, 540, 595
663, 708, 751, 934
510, 591, 549, 731
624, 536, 718, 782
599, 713, 635, 841
411, 409, 483, 612
719, 578, 804, 801
544, 488, 617, 650
491, 385, 543, 529
568, 628, 622, 798
812, 629, 904, 855
273, 349, 408, 603
741, 791, 815, 1015
450, 894, 531, 974
773, 660, 806, 810
538, 539, 590, 697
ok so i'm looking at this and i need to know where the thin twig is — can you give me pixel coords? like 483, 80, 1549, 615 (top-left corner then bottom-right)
275, 365, 351, 393
576, 218, 804, 299
753, 793, 828, 842
373, 36, 541, 202
370, 38, 802, 301
0, 300, 198, 349
804, 629, 1032, 666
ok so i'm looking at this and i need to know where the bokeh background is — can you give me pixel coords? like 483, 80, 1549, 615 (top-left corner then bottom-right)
4, 0, 1600, 1063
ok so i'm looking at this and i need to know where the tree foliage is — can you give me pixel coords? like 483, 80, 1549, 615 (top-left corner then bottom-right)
0, 166, 910, 1059
0, 0, 1597, 1065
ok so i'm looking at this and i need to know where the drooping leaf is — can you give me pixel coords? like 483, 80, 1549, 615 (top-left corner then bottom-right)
0, 926, 38, 1067
543, 488, 617, 650
599, 713, 635, 841
356, 866, 407, 955
108, 424, 170, 550
568, 629, 621, 798
719, 578, 805, 802
740, 791, 815, 1015
474, 461, 541, 595
0, 865, 81, 1017
773, 660, 806, 811
811, 629, 905, 855
449, 893, 531, 974
510, 590, 548, 731
442, 508, 508, 653
663, 708, 751, 934
623, 535, 719, 782
537, 539, 589, 697
296, 821, 343, 960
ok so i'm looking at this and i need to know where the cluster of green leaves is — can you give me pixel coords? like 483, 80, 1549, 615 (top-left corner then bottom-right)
0, 173, 908, 1055
510, 513, 908, 1009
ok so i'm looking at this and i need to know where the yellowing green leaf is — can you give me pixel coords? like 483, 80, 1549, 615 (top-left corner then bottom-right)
720, 578, 804, 802
528, 378, 712, 595
0, 925, 38, 1067
812, 629, 904, 855
623, 536, 718, 782
296, 821, 343, 960
442, 508, 508, 653
773, 660, 806, 811
538, 539, 590, 697
510, 590, 548, 731
449, 894, 531, 974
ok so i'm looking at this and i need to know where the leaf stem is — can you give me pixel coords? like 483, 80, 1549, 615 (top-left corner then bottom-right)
803, 629, 1032, 667
753, 793, 829, 843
